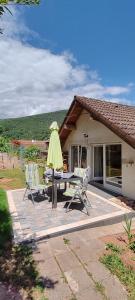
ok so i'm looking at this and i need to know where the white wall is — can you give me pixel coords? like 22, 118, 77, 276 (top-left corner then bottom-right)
63, 109, 135, 200
122, 142, 135, 199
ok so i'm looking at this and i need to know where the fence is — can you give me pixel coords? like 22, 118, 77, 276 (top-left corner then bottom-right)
0, 152, 21, 169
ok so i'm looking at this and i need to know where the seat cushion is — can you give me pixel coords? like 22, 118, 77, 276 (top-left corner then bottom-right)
63, 188, 76, 197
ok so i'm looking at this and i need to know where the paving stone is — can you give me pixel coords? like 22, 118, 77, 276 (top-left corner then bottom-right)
45, 273, 72, 300
38, 256, 61, 277
55, 251, 81, 272
77, 286, 102, 300
64, 232, 83, 248
73, 239, 104, 263
34, 241, 53, 261
64, 265, 93, 294
102, 276, 128, 300
49, 236, 70, 256
85, 260, 111, 281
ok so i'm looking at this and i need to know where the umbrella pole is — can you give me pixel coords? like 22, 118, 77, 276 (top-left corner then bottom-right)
52, 168, 54, 208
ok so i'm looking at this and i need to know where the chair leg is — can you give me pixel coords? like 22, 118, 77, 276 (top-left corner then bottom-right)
30, 189, 35, 205
66, 195, 75, 212
23, 188, 28, 201
84, 191, 92, 207
81, 196, 90, 216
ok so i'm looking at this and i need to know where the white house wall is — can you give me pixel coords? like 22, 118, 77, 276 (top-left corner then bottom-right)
122, 142, 135, 199
63, 109, 135, 200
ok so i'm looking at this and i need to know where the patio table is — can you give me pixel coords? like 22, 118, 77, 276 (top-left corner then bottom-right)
44, 173, 83, 208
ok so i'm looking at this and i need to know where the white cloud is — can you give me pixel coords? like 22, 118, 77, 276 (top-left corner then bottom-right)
0, 8, 133, 118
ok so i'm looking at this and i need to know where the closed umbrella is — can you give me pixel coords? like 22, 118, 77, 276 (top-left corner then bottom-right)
47, 121, 63, 207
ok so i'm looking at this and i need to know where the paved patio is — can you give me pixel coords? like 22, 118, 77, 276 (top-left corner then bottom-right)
32, 220, 134, 300
7, 185, 133, 243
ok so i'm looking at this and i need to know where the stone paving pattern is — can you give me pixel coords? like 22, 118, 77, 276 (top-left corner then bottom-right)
33, 220, 135, 300
10, 185, 121, 241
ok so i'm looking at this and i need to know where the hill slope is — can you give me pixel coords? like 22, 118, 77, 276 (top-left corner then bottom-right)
0, 110, 67, 140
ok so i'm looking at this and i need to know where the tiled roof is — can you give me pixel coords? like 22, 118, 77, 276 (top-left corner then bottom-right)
11, 139, 49, 149
60, 96, 135, 149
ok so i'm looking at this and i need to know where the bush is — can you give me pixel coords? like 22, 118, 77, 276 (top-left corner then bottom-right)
24, 145, 40, 161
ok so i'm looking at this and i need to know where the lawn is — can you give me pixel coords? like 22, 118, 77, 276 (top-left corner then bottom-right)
0, 166, 45, 190
0, 168, 25, 190
0, 189, 12, 250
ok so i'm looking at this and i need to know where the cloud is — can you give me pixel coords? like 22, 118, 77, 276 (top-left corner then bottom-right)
0, 7, 133, 118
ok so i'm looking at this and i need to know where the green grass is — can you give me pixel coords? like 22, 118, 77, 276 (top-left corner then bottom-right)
94, 281, 106, 296
129, 241, 135, 253
106, 242, 123, 254
0, 189, 12, 250
63, 237, 70, 245
100, 253, 135, 299
0, 168, 25, 189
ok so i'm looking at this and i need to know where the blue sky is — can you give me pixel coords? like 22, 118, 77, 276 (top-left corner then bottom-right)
0, 0, 135, 118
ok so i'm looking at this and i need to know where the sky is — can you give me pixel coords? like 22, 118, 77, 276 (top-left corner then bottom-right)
0, 0, 135, 118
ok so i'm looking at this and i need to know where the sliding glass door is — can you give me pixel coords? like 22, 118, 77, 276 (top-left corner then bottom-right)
93, 144, 122, 191
71, 145, 87, 171
93, 146, 103, 182
105, 144, 122, 187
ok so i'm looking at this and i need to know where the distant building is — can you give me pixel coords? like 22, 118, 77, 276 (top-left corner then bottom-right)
11, 139, 49, 150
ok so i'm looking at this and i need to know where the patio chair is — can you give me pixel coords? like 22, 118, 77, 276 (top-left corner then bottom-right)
64, 168, 91, 215
70, 167, 90, 187
23, 163, 48, 204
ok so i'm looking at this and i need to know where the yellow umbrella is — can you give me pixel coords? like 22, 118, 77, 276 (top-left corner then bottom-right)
47, 121, 63, 170
47, 121, 63, 207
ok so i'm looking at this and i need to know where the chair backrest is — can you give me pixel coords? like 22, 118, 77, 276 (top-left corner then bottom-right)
83, 167, 90, 189
74, 167, 86, 179
25, 164, 40, 188
74, 167, 91, 182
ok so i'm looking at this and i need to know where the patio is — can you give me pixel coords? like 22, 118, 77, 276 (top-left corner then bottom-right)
7, 185, 133, 243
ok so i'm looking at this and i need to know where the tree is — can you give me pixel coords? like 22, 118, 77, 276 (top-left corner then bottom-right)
0, 0, 40, 33
0, 136, 10, 153
24, 145, 40, 162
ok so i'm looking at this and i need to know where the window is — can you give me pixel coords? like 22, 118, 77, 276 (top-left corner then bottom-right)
106, 144, 122, 187
94, 146, 103, 179
71, 145, 87, 171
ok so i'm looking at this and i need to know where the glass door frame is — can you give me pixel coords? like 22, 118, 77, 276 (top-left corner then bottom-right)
93, 144, 104, 182
70, 144, 88, 171
92, 143, 122, 193
104, 143, 122, 193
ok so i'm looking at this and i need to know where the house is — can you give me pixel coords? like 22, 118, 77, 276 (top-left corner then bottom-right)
60, 95, 135, 200
11, 139, 49, 150
11, 139, 49, 158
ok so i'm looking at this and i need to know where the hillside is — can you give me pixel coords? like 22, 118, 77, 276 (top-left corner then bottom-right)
0, 110, 67, 140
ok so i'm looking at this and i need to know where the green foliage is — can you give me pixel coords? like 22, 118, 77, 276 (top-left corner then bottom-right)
94, 281, 105, 294
0, 0, 39, 5
100, 253, 135, 299
0, 136, 10, 153
24, 145, 40, 161
106, 242, 123, 254
0, 189, 12, 251
123, 216, 134, 245
0, 110, 67, 140
63, 237, 70, 245
129, 241, 135, 253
